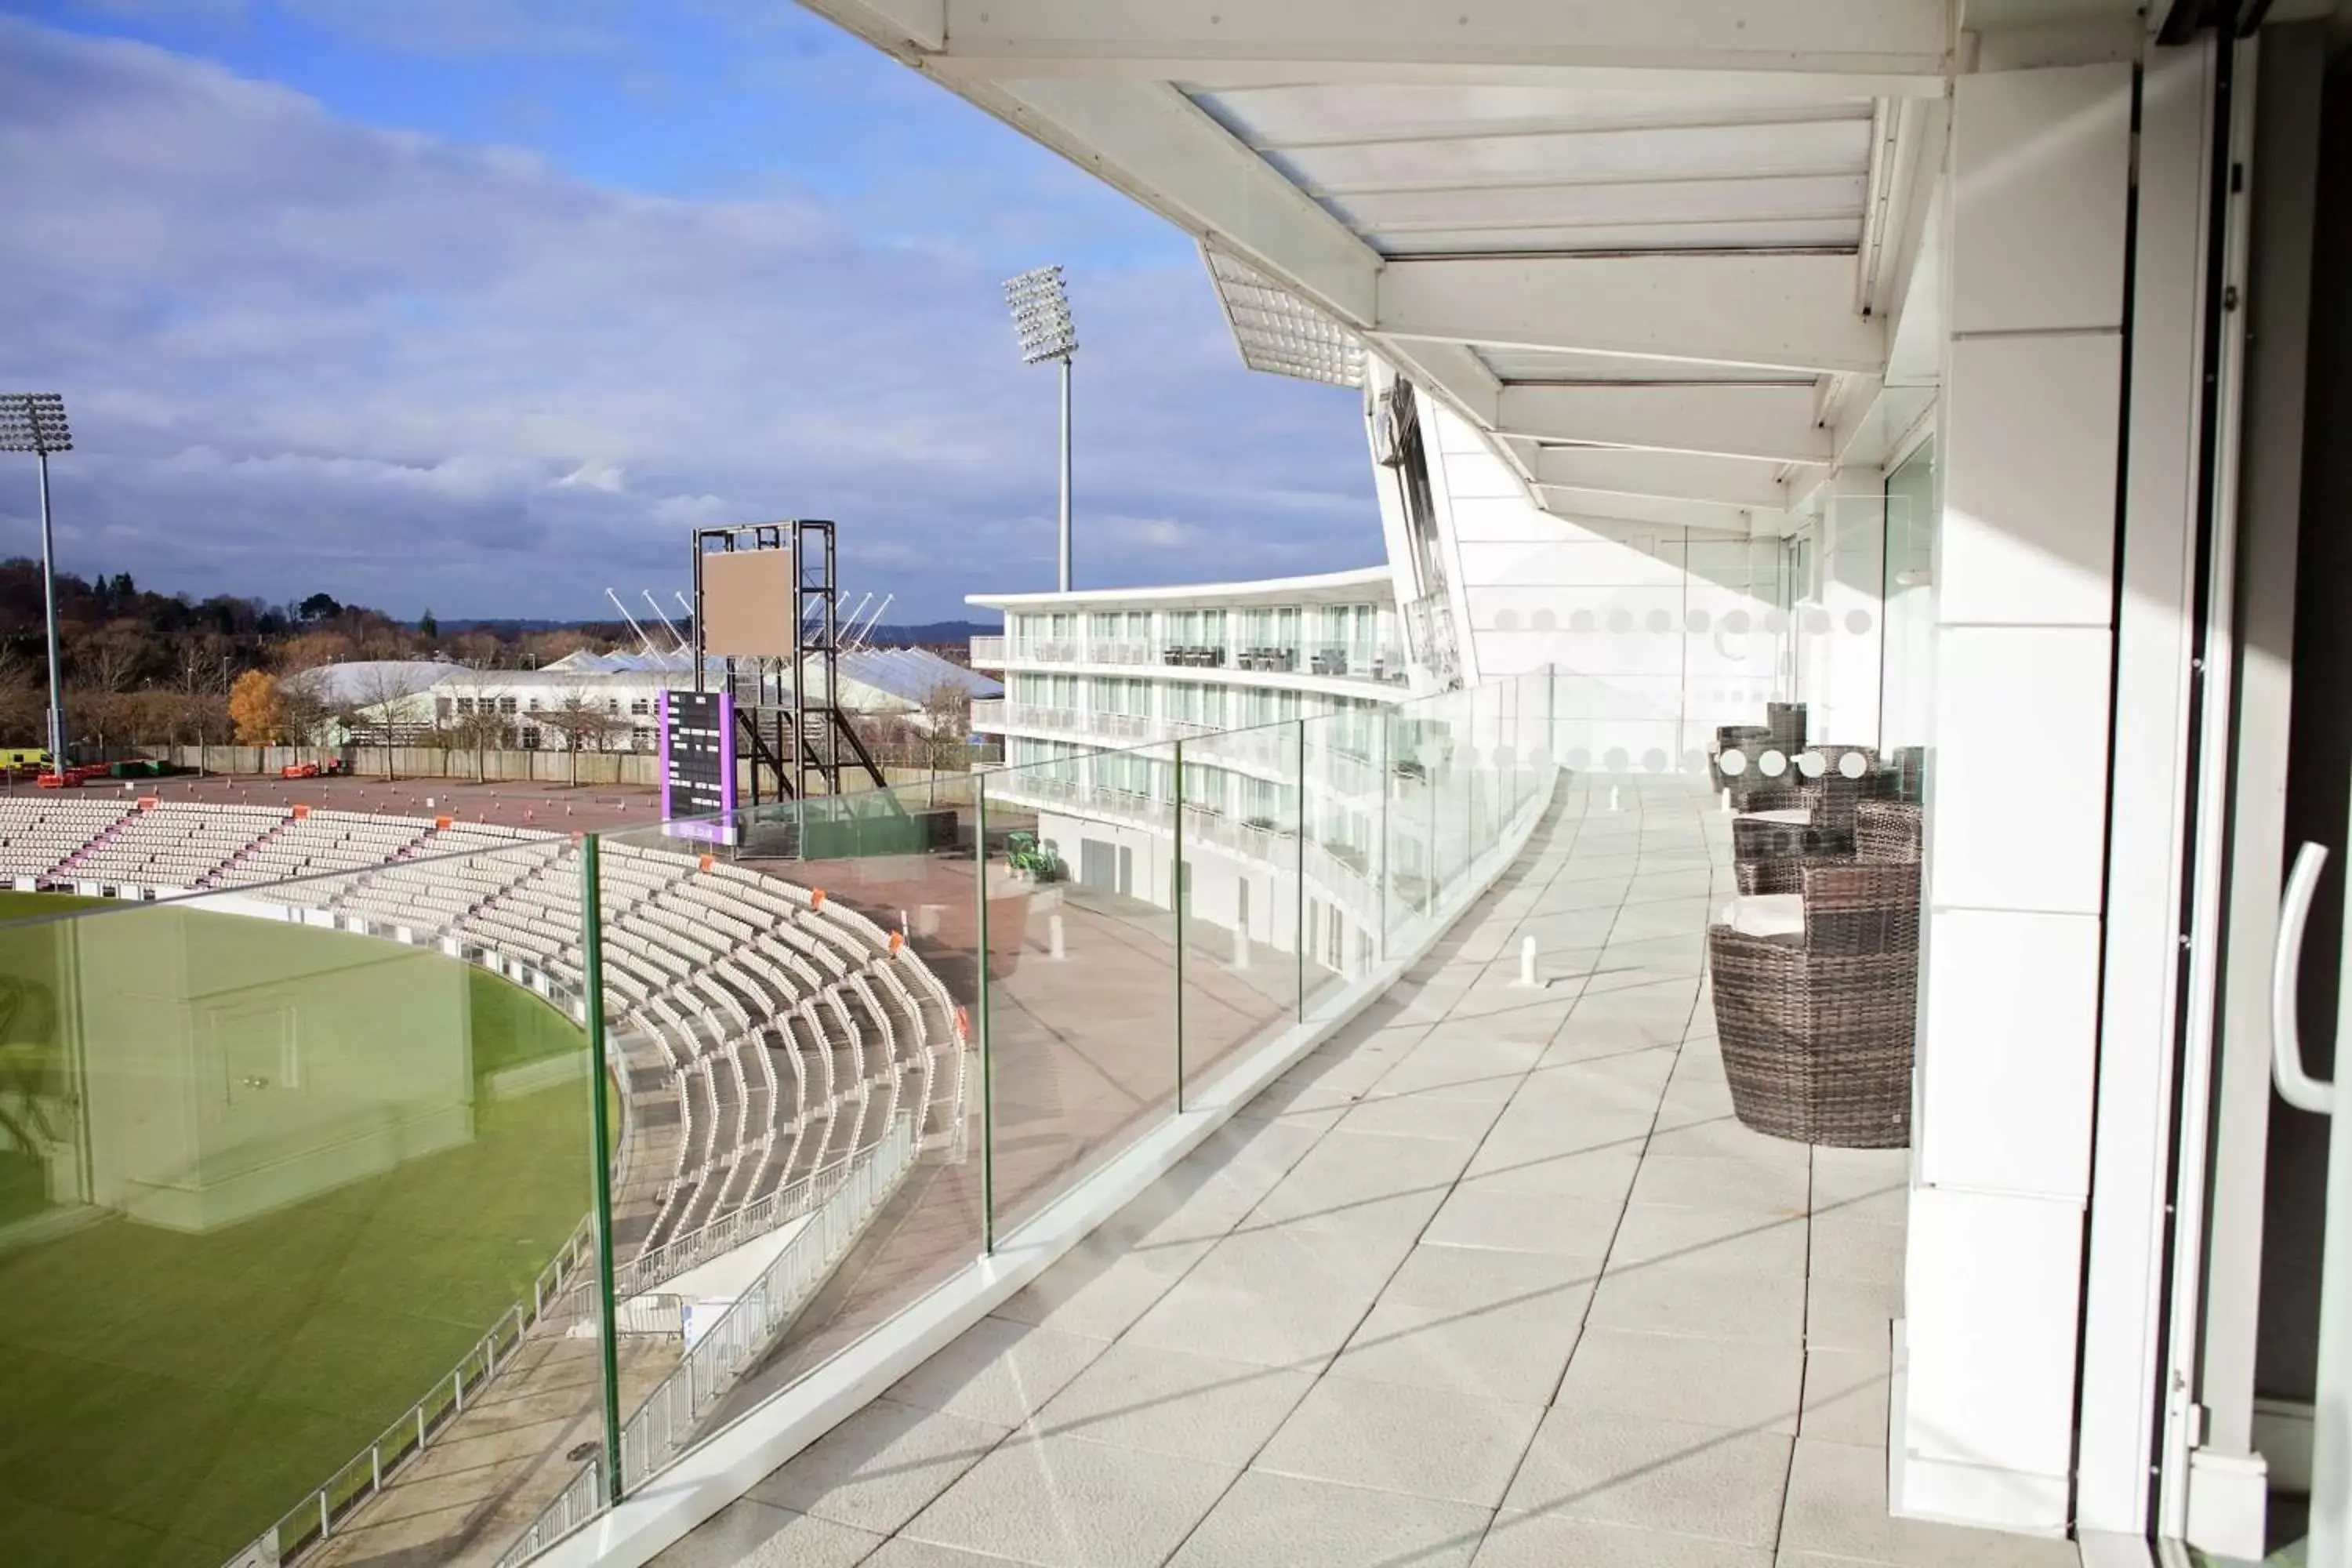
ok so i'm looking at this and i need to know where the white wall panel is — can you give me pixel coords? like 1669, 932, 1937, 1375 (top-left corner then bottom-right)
1949, 64, 2134, 336
1926, 625, 2112, 916
1942, 332, 2125, 628
1905, 1185, 2086, 1501
1919, 909, 2101, 1198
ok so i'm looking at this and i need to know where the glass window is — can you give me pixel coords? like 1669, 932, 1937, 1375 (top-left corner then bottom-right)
1880, 436, 1938, 799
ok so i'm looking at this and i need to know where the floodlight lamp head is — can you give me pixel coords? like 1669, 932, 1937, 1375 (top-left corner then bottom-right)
1001, 264, 1077, 365
0, 393, 71, 456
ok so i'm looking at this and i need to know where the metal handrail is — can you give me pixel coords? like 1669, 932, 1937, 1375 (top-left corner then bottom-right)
223, 1209, 600, 1568
492, 1113, 919, 1568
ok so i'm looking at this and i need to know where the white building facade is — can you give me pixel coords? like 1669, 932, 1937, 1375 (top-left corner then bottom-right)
830, 2, 2352, 1560
971, 568, 1411, 977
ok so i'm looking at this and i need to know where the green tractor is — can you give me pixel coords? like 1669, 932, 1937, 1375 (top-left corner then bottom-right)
1005, 831, 1065, 883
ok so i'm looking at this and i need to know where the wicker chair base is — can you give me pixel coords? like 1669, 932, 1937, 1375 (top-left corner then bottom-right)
1708, 929, 1914, 1148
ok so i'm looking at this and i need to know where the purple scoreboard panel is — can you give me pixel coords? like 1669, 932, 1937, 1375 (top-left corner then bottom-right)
659, 689, 739, 844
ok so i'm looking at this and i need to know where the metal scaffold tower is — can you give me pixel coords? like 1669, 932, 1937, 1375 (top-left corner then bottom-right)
690, 520, 887, 804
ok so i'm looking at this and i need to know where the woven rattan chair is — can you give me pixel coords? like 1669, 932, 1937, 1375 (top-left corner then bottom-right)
1709, 857, 1920, 1147
1733, 769, 1907, 894
1708, 725, 1772, 795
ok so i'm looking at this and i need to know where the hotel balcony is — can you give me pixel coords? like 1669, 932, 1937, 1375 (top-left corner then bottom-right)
971, 634, 1410, 691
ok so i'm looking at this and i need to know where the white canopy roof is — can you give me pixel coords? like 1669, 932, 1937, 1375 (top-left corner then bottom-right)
792, 0, 2024, 532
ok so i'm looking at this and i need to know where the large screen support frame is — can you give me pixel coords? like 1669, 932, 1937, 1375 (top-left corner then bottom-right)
688, 520, 882, 804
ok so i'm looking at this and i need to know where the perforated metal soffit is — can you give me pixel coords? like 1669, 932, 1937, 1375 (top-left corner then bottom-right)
1203, 247, 1367, 388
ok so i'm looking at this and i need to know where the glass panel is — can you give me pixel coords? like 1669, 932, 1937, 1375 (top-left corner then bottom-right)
1882, 436, 1939, 800
981, 742, 1180, 1236
0, 829, 601, 1568
583, 780, 983, 1498
1301, 709, 1381, 1017
1174, 720, 1304, 1105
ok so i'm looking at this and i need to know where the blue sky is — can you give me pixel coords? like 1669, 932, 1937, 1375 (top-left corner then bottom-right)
0, 1, 1376, 621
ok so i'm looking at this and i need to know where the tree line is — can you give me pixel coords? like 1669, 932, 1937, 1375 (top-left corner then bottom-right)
0, 558, 627, 756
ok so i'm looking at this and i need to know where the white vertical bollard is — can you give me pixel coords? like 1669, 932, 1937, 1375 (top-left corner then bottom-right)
1047, 913, 1066, 960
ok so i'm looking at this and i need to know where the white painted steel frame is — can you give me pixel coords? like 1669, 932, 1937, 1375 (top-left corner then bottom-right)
901, 0, 1953, 96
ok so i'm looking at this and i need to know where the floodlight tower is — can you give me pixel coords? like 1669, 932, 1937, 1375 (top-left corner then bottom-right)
1002, 265, 1079, 591
0, 394, 71, 767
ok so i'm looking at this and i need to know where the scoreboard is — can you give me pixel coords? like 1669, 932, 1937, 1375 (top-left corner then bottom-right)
659, 689, 739, 844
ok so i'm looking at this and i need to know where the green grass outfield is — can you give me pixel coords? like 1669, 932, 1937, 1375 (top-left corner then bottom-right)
0, 892, 593, 1568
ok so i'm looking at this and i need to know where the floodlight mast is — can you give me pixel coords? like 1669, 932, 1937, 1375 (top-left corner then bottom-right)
0, 394, 72, 768
1001, 265, 1078, 592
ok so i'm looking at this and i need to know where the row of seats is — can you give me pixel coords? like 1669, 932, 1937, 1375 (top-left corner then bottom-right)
0, 793, 963, 1289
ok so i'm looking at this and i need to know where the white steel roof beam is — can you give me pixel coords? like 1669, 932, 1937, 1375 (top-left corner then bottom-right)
1494, 383, 1830, 463
1530, 447, 1806, 510
1375, 252, 1885, 376
927, 0, 1951, 96
973, 78, 1383, 323
1532, 486, 1787, 534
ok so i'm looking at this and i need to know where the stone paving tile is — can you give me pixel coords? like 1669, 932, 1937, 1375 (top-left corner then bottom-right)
1555, 1326, 1805, 1434
1501, 1406, 1795, 1548
657, 1498, 885, 1568
1026, 1341, 1318, 1465
1799, 1347, 1894, 1448
1780, 1439, 2083, 1567
1254, 1374, 1546, 1508
1629, 1152, 1812, 1215
1473, 1511, 1776, 1566
1609, 1201, 1811, 1277
991, 1227, 1216, 1340
1122, 1224, 1394, 1369
883, 1317, 1109, 1428
1585, 1258, 1807, 1345
861, 1537, 1043, 1567
1165, 1470, 1491, 1568
1423, 1186, 1629, 1257
748, 1397, 1008, 1537
900, 1432, 1238, 1568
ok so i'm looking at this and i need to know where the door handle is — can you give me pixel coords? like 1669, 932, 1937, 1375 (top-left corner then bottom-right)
2274, 841, 2336, 1116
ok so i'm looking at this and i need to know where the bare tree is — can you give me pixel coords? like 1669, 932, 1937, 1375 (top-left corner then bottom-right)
79, 622, 145, 695
440, 671, 510, 781
276, 670, 336, 763
347, 663, 438, 779
539, 684, 626, 787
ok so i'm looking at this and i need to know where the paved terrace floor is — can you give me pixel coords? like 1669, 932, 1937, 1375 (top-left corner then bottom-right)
649, 775, 2085, 1568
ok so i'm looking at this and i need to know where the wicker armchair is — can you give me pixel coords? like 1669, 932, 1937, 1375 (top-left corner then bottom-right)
1709, 800, 1923, 1148
1733, 774, 1907, 894
1707, 724, 1773, 796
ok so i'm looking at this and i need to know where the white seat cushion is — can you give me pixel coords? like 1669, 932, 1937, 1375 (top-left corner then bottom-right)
1719, 895, 1805, 938
1743, 808, 1813, 826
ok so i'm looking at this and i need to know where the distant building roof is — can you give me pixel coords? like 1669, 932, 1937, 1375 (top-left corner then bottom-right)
839, 646, 1000, 705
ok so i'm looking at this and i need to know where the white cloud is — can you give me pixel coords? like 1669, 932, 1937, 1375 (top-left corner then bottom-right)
649, 493, 731, 527
0, 18, 1377, 619
1105, 516, 1203, 550
557, 462, 629, 493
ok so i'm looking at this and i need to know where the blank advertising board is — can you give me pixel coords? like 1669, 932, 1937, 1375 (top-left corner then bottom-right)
700, 546, 798, 659
659, 689, 738, 844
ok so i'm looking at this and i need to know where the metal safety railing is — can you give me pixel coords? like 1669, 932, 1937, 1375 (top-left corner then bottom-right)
492, 1112, 919, 1568
611, 1141, 880, 1299
222, 1211, 600, 1568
